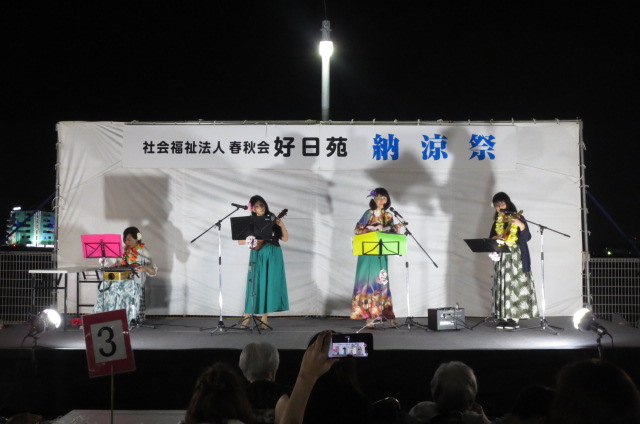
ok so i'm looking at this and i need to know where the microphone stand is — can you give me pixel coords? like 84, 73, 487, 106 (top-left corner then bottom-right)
193, 205, 246, 334
513, 218, 570, 335
391, 208, 437, 331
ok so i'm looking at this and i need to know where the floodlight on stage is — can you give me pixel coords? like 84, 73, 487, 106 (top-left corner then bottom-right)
24, 309, 61, 346
573, 308, 611, 359
573, 308, 609, 335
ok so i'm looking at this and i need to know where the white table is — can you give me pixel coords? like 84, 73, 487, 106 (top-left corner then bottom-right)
28, 267, 99, 330
52, 410, 185, 424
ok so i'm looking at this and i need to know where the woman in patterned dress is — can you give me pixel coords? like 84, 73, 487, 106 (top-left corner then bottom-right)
94, 226, 157, 324
489, 192, 538, 329
350, 187, 402, 328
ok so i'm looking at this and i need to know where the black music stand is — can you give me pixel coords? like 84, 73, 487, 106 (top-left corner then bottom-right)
231, 216, 274, 242
464, 238, 509, 329
81, 234, 122, 260
230, 216, 274, 333
81, 233, 123, 294
360, 239, 402, 256
355, 236, 404, 333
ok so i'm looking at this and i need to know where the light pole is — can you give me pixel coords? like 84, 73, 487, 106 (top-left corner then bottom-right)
319, 20, 333, 121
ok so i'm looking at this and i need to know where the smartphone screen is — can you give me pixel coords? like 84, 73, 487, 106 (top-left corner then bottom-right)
328, 333, 373, 358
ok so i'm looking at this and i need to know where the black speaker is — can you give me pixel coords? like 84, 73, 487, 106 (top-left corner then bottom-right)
427, 307, 466, 331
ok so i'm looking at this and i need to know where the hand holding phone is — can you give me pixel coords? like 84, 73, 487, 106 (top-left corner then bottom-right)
328, 333, 373, 358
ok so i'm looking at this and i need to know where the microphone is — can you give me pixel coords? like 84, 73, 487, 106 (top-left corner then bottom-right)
231, 203, 248, 210
389, 207, 403, 218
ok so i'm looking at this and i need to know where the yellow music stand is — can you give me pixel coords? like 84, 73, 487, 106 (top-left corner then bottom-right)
353, 231, 407, 256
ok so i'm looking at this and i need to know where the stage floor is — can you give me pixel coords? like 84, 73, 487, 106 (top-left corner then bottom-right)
1, 315, 638, 421
2, 315, 638, 351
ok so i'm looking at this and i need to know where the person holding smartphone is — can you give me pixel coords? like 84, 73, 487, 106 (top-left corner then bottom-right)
275, 331, 373, 424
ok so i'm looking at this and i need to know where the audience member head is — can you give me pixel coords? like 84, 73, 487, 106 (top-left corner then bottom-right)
430, 361, 479, 414
550, 358, 640, 424
239, 342, 280, 382
505, 384, 554, 424
184, 361, 255, 424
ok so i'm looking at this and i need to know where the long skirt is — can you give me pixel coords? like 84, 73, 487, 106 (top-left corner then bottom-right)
244, 244, 289, 314
350, 255, 395, 320
93, 279, 142, 324
493, 245, 538, 320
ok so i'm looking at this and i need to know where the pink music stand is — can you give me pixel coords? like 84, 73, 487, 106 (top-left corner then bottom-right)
81, 234, 122, 259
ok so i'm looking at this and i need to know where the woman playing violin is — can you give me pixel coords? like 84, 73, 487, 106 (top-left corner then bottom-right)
238, 195, 289, 329
350, 187, 403, 327
94, 226, 157, 325
489, 192, 538, 330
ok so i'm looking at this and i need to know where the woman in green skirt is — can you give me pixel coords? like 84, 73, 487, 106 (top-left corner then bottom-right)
238, 195, 289, 329
489, 192, 538, 330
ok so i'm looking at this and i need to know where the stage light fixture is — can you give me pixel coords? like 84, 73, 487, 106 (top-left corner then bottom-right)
573, 308, 609, 335
319, 20, 333, 58
319, 39, 333, 58
319, 19, 333, 121
573, 308, 612, 359
24, 309, 62, 345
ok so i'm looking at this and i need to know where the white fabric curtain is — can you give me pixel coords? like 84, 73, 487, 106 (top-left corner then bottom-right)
56, 121, 583, 317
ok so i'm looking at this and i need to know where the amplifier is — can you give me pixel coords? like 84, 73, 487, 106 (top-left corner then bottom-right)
105, 271, 131, 281
428, 307, 466, 331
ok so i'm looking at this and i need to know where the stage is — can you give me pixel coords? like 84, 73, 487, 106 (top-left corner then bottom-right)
1, 315, 638, 421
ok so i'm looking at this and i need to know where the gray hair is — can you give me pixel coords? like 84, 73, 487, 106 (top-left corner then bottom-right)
238, 341, 280, 381
430, 361, 479, 413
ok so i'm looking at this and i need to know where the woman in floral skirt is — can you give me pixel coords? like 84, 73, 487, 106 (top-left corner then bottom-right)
94, 226, 157, 324
489, 192, 538, 330
350, 187, 402, 328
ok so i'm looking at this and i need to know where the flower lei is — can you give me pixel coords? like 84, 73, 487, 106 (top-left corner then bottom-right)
122, 243, 145, 265
495, 215, 518, 246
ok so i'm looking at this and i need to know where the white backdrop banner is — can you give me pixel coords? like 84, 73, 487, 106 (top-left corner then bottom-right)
57, 121, 584, 318
122, 124, 517, 170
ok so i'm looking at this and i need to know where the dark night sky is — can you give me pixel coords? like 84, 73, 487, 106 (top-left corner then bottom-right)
2, 1, 638, 255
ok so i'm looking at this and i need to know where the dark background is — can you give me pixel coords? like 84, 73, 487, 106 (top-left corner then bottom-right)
2, 1, 638, 256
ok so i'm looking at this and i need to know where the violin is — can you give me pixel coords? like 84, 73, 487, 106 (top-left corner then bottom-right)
496, 210, 524, 240
252, 209, 288, 251
368, 221, 409, 232
499, 210, 523, 220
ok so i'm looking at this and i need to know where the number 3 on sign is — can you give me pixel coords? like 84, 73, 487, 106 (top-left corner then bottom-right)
83, 309, 135, 378
91, 320, 127, 362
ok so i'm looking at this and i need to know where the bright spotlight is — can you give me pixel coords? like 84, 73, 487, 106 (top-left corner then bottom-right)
319, 40, 333, 58
24, 309, 62, 346
573, 308, 612, 359
573, 308, 609, 335
319, 19, 333, 121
